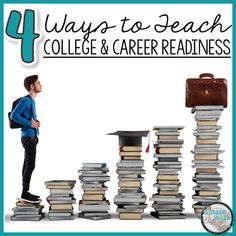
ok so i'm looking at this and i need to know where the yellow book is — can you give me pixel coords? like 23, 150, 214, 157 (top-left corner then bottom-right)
157, 175, 178, 180
118, 180, 141, 188
196, 168, 217, 173
195, 154, 218, 160
197, 120, 217, 126
50, 204, 73, 210
120, 146, 142, 152
119, 213, 142, 220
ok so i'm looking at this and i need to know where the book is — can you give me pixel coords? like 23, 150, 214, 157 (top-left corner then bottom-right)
82, 163, 107, 168
117, 160, 144, 167
11, 214, 45, 221
11, 200, 45, 221
50, 204, 73, 210
45, 179, 76, 220
197, 120, 217, 126
79, 176, 110, 182
120, 146, 142, 152
157, 180, 180, 184
108, 130, 148, 220
78, 163, 111, 220
150, 126, 185, 220
82, 194, 104, 201
157, 140, 184, 145
155, 132, 180, 136
196, 168, 217, 173
196, 139, 217, 144
45, 180, 76, 186
79, 202, 110, 212
159, 191, 179, 196
156, 147, 181, 154
46, 185, 73, 189
78, 213, 111, 220
191, 105, 224, 218
198, 191, 220, 196
157, 175, 179, 180
49, 216, 74, 221
118, 212, 142, 220
119, 151, 142, 157
118, 180, 141, 188
151, 211, 185, 220
192, 105, 223, 112
121, 156, 141, 160
158, 135, 179, 140
153, 126, 184, 131
194, 154, 218, 160
114, 196, 146, 203
153, 154, 182, 158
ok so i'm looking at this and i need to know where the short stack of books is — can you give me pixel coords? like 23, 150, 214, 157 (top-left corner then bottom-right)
78, 163, 111, 220
150, 126, 185, 219
191, 106, 224, 218
108, 130, 149, 220
11, 199, 44, 221
45, 180, 76, 220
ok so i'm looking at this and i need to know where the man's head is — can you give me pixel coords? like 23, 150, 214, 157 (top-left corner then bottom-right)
24, 75, 42, 93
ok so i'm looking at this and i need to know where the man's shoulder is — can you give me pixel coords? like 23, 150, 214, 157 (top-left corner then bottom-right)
19, 95, 32, 105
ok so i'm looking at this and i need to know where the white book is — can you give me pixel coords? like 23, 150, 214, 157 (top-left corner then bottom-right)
192, 105, 223, 112
82, 163, 106, 168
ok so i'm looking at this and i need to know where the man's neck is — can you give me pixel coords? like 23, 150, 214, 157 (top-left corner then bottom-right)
29, 91, 37, 99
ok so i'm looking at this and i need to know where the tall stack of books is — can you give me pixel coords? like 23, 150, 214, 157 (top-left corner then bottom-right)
150, 126, 185, 220
191, 106, 224, 218
45, 180, 76, 220
11, 199, 44, 221
78, 163, 111, 220
108, 130, 149, 220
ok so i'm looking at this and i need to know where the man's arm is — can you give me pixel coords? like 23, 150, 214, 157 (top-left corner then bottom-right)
10, 97, 32, 127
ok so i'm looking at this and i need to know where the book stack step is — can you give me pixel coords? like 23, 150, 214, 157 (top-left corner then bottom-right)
78, 163, 111, 220
191, 106, 224, 218
150, 126, 185, 220
45, 180, 76, 220
11, 198, 45, 221
114, 146, 147, 220
107, 130, 149, 220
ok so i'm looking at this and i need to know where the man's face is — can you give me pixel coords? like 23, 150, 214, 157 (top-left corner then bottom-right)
33, 79, 42, 93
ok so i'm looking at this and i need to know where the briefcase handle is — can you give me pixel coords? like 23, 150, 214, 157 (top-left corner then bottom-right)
199, 73, 214, 79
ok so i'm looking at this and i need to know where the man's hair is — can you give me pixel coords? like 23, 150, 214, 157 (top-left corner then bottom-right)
24, 75, 38, 92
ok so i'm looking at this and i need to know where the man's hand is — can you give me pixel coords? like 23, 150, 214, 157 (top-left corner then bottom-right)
31, 118, 40, 128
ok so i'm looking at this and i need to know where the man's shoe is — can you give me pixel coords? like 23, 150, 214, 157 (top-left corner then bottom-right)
21, 192, 41, 203
28, 192, 40, 199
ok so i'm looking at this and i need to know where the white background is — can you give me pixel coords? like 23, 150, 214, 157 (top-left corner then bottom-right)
4, 4, 232, 233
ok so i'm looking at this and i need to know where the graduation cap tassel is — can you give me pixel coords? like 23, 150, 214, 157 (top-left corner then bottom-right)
145, 131, 150, 153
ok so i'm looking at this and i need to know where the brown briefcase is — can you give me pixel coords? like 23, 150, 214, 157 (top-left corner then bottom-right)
186, 73, 227, 108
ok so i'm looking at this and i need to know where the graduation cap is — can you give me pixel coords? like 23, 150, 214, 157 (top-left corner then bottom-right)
107, 130, 150, 151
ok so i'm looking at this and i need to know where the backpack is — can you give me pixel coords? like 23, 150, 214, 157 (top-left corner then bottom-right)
8, 96, 32, 129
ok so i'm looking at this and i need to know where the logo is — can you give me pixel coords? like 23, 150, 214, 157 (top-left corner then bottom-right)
201, 202, 233, 234
5, 9, 40, 63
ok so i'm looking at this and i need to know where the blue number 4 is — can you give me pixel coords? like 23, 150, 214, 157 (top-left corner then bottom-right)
6, 9, 40, 63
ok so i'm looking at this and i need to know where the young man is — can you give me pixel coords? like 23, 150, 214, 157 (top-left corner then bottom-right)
11, 75, 42, 202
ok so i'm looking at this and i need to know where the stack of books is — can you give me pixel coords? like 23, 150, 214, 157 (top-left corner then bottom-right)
78, 163, 111, 220
150, 126, 185, 219
108, 130, 149, 220
11, 199, 44, 221
191, 106, 224, 218
114, 146, 147, 220
45, 180, 76, 220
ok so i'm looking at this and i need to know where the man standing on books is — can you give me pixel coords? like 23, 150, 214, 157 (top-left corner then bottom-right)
11, 75, 42, 202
